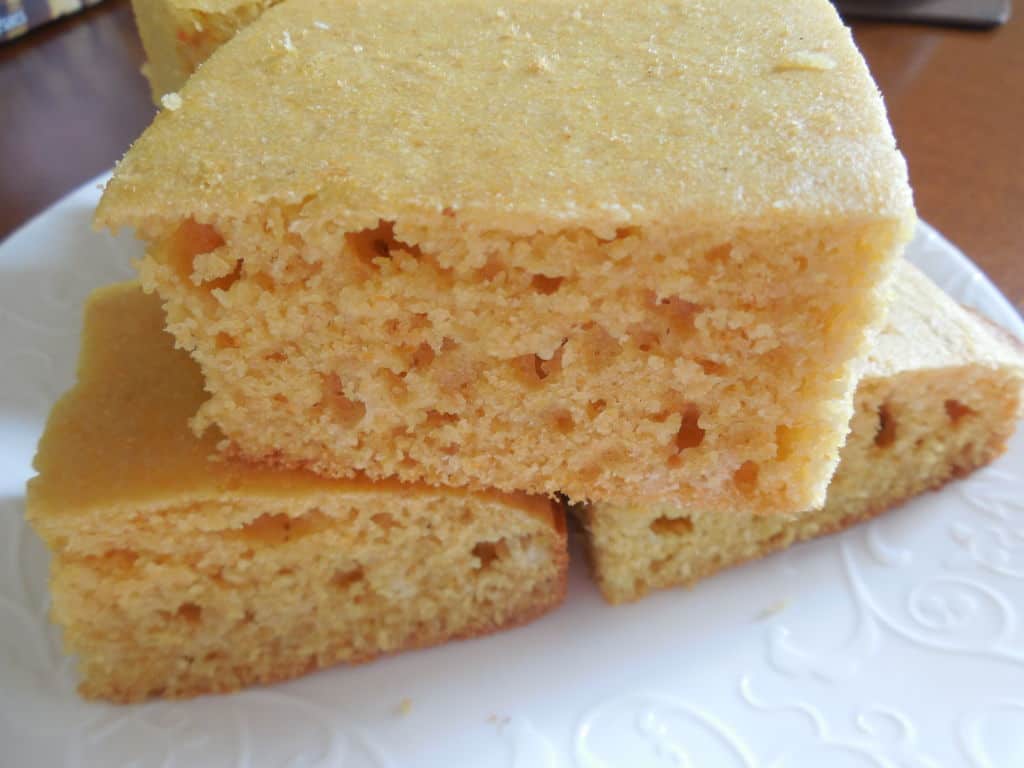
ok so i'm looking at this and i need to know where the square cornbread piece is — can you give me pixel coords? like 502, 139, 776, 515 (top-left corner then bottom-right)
580, 262, 1024, 603
97, 0, 914, 514
131, 0, 278, 101
25, 283, 567, 702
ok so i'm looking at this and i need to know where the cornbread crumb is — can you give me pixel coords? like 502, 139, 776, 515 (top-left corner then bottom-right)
26, 284, 567, 702
99, 0, 913, 514
581, 262, 1024, 603
775, 51, 836, 71
160, 92, 182, 110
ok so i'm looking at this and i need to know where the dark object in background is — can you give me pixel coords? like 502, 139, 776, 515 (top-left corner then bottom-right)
836, 0, 1010, 28
1, 0, 105, 42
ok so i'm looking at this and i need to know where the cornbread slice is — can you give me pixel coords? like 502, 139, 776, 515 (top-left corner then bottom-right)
580, 262, 1024, 603
97, 0, 914, 513
131, 0, 276, 101
25, 283, 567, 703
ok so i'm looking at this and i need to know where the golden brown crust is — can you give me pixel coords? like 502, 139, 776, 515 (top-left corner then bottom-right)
98, 0, 912, 232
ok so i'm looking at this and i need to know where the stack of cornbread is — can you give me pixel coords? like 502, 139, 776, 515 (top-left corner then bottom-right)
26, 0, 1024, 702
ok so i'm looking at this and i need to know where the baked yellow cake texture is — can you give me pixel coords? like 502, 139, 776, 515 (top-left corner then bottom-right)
580, 262, 1024, 603
131, 0, 277, 101
97, 0, 914, 514
25, 284, 568, 703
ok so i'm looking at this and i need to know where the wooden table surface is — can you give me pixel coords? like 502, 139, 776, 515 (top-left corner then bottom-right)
1, 1, 1021, 312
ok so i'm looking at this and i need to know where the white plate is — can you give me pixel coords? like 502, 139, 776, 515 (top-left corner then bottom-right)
2, 176, 1023, 768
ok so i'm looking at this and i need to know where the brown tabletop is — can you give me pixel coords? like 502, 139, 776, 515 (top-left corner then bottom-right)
1, 1, 1021, 313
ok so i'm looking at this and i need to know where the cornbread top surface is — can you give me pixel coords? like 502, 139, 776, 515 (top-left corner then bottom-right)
866, 262, 1024, 381
26, 284, 551, 524
98, 0, 912, 235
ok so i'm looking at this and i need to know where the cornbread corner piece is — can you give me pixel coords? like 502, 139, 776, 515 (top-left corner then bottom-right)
580, 261, 1024, 604
25, 284, 567, 703
97, 0, 914, 514
131, 0, 277, 102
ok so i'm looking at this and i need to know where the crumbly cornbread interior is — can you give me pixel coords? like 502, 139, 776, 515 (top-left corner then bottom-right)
26, 284, 567, 702
581, 262, 1024, 603
99, 0, 914, 513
